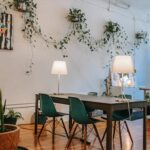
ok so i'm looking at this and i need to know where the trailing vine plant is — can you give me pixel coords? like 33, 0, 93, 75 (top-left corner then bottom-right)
54, 8, 97, 52
99, 21, 132, 58
134, 31, 149, 48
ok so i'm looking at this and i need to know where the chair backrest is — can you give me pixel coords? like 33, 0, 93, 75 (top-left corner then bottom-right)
117, 94, 132, 99
69, 97, 89, 124
40, 94, 57, 117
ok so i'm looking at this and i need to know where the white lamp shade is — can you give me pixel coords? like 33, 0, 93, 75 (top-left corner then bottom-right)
112, 55, 134, 73
51, 61, 68, 75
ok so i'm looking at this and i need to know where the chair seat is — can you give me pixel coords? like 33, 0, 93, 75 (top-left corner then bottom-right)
45, 112, 68, 118
101, 114, 129, 121
78, 117, 103, 125
56, 112, 68, 117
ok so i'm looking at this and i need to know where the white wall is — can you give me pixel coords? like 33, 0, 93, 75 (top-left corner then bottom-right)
1, 0, 150, 123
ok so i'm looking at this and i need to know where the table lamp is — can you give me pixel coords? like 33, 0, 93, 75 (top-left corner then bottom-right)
51, 61, 68, 94
112, 55, 134, 96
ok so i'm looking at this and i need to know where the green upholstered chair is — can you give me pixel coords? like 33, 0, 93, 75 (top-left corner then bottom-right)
38, 94, 68, 144
66, 97, 104, 150
101, 95, 133, 147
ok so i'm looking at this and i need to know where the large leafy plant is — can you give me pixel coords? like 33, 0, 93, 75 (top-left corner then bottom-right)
0, 91, 5, 132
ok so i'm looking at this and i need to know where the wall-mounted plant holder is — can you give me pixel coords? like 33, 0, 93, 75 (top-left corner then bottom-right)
14, 0, 27, 12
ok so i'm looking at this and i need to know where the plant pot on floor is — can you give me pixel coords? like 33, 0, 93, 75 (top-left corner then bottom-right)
4, 116, 17, 124
0, 124, 20, 150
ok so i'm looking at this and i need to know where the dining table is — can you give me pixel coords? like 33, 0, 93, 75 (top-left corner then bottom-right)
34, 93, 147, 150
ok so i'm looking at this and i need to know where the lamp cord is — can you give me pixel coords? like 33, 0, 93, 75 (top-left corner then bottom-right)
120, 74, 131, 121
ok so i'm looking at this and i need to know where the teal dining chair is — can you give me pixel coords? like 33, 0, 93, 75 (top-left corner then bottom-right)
38, 94, 68, 144
66, 97, 104, 150
101, 94, 133, 147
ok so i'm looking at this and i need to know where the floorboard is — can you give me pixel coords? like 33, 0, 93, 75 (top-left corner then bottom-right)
18, 119, 150, 150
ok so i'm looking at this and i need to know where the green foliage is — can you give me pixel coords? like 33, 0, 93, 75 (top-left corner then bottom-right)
0, 91, 5, 132
134, 31, 149, 48
5, 109, 23, 120
0, 1, 148, 61
99, 21, 133, 61
67, 8, 86, 23
54, 8, 97, 52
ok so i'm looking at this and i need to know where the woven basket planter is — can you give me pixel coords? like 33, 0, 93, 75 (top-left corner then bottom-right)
0, 124, 20, 150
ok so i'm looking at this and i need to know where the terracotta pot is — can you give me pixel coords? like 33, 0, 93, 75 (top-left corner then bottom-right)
0, 124, 20, 150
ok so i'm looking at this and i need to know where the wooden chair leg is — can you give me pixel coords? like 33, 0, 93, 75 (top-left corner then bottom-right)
84, 125, 87, 150
124, 121, 133, 144
102, 127, 107, 142
60, 118, 69, 138
92, 123, 104, 150
66, 124, 78, 148
38, 123, 45, 139
82, 125, 84, 139
52, 117, 55, 144
118, 121, 122, 148
113, 121, 117, 139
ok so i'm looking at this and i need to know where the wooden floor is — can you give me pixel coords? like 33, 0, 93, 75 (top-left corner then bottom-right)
18, 119, 150, 150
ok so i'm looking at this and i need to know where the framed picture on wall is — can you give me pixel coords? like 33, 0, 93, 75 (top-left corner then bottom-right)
0, 12, 13, 50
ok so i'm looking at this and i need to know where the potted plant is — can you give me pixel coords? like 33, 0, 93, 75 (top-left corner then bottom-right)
4, 109, 23, 125
0, 90, 20, 150
14, 0, 27, 12
134, 31, 149, 48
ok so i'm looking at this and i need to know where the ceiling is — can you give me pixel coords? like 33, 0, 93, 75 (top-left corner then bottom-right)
115, 0, 150, 11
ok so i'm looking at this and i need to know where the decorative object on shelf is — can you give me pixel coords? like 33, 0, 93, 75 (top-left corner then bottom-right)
102, 69, 112, 96
100, 21, 131, 58
51, 61, 68, 94
0, 12, 13, 50
54, 8, 97, 52
134, 31, 149, 48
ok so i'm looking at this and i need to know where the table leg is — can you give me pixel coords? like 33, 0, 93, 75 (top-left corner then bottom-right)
143, 105, 147, 150
106, 110, 113, 150
34, 94, 38, 135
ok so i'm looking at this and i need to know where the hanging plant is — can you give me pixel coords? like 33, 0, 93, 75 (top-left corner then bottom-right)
134, 31, 149, 48
99, 21, 132, 58
2, 0, 56, 46
14, 0, 27, 12
54, 8, 97, 52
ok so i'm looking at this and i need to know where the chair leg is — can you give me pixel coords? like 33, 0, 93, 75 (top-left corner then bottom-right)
82, 125, 84, 139
52, 117, 55, 144
118, 121, 122, 148
113, 121, 117, 139
66, 124, 78, 148
124, 121, 133, 144
38, 123, 45, 139
60, 118, 69, 138
92, 123, 104, 150
84, 125, 87, 150
101, 127, 107, 142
